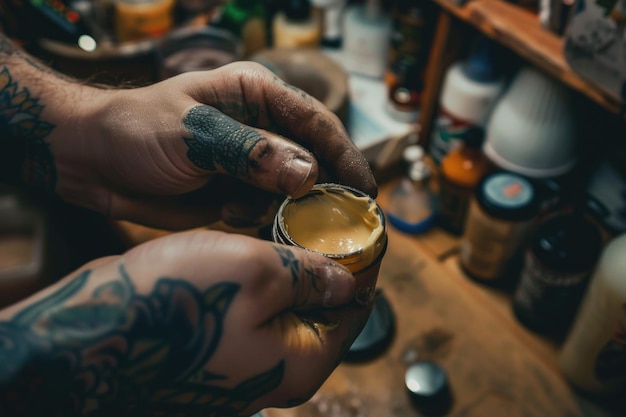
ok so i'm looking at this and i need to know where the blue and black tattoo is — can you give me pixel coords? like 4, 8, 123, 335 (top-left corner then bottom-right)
0, 264, 284, 417
0, 65, 56, 191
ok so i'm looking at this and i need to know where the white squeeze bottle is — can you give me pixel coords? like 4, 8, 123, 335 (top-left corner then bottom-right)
429, 36, 504, 165
559, 233, 626, 395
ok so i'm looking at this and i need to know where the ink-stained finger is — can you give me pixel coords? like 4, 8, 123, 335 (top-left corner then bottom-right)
258, 82, 378, 198
179, 64, 377, 197
182, 105, 264, 177
182, 104, 319, 197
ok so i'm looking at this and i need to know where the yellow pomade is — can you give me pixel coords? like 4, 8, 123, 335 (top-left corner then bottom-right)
282, 186, 384, 268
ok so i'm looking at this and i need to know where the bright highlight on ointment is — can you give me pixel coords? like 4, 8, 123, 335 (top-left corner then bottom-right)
273, 183, 387, 305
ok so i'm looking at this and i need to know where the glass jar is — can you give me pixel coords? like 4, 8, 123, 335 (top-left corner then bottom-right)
272, 183, 387, 305
460, 171, 539, 284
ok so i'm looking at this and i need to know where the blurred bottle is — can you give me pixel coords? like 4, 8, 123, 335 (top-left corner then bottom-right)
0, 0, 98, 49
114, 0, 175, 43
213, 0, 267, 57
342, 0, 392, 78
429, 37, 504, 165
437, 126, 491, 236
559, 233, 626, 396
386, 145, 437, 234
512, 206, 603, 337
460, 171, 540, 285
386, 58, 422, 123
386, 0, 434, 107
310, 0, 347, 49
272, 0, 321, 49
539, 0, 576, 36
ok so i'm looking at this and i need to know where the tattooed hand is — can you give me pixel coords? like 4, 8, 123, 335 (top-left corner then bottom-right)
0, 230, 370, 417
0, 38, 377, 229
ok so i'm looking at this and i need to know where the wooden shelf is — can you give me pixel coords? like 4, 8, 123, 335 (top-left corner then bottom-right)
431, 0, 624, 115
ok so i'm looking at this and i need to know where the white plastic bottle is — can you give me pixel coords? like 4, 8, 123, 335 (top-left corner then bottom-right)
341, 0, 391, 79
429, 37, 504, 165
559, 233, 626, 395
311, 0, 347, 49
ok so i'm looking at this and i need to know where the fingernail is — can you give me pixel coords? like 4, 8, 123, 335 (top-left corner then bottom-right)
323, 262, 356, 307
279, 155, 314, 197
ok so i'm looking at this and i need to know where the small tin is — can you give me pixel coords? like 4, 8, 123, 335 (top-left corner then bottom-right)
272, 183, 387, 305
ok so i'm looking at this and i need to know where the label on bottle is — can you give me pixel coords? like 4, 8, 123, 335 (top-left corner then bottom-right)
460, 200, 531, 280
514, 251, 590, 330
559, 262, 626, 393
389, 8, 425, 69
429, 109, 477, 165
437, 176, 473, 235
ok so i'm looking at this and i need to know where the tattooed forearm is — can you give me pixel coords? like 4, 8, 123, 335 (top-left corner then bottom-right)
0, 34, 20, 56
0, 33, 55, 73
0, 264, 284, 417
0, 66, 56, 190
183, 104, 264, 176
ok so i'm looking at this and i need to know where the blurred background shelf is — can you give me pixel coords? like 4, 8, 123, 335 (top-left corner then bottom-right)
431, 0, 623, 115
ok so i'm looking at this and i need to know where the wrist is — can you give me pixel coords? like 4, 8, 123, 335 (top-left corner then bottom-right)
49, 85, 118, 213
0, 48, 108, 199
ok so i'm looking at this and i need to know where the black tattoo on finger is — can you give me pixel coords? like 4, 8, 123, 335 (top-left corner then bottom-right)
182, 104, 263, 177
214, 101, 261, 127
305, 266, 321, 293
275, 76, 310, 101
273, 246, 300, 286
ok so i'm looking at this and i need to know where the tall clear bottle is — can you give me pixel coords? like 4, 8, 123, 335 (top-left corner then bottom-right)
386, 145, 437, 234
559, 233, 626, 396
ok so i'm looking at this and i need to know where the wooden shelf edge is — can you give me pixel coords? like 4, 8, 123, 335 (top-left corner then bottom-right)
431, 0, 624, 115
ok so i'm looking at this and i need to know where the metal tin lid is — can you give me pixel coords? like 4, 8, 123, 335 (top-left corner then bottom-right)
405, 361, 453, 416
344, 290, 395, 362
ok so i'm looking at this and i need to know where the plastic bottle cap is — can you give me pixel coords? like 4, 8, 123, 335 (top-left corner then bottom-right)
405, 361, 453, 416
285, 0, 312, 21
462, 37, 500, 83
532, 212, 602, 273
403, 145, 425, 163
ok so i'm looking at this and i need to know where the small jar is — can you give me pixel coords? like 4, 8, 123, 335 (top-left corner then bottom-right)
273, 183, 387, 305
114, 0, 175, 43
460, 172, 539, 283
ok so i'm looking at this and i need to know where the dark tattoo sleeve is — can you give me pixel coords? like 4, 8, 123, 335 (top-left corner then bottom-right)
0, 64, 57, 191
0, 264, 285, 417
182, 104, 263, 177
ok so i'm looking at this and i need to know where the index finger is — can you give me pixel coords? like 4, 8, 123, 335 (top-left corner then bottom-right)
184, 62, 378, 198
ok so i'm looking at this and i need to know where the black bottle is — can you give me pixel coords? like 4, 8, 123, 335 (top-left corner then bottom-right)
513, 209, 603, 337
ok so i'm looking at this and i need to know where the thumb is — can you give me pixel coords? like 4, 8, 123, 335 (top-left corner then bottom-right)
182, 104, 319, 198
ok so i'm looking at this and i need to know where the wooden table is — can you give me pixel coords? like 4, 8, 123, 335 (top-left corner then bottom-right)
112, 179, 617, 417
257, 179, 601, 417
